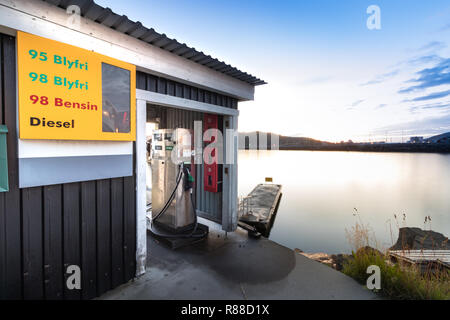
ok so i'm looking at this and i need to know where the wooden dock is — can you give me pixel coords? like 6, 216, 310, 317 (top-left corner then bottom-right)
389, 250, 450, 270
238, 183, 282, 237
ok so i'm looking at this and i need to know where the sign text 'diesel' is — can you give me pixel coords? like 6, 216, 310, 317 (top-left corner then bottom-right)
17, 31, 136, 141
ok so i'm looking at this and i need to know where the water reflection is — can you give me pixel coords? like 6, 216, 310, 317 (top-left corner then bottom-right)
238, 150, 450, 254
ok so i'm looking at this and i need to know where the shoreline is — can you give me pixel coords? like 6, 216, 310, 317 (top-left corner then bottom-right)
295, 227, 450, 272
241, 144, 450, 154
294, 249, 351, 271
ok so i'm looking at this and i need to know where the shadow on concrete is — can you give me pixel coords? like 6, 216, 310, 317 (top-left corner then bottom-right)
99, 227, 378, 300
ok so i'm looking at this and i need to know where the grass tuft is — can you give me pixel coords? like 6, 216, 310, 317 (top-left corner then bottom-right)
343, 209, 450, 300
342, 248, 450, 300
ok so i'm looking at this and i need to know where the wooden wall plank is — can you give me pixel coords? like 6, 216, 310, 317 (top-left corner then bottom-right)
198, 89, 205, 103
167, 80, 175, 96
191, 87, 198, 101
175, 82, 183, 97
43, 185, 63, 300
157, 78, 167, 95
204, 91, 211, 104
123, 175, 136, 281
22, 187, 44, 299
96, 179, 111, 295
183, 84, 191, 100
63, 183, 81, 300
0, 192, 5, 300
147, 74, 157, 92
2, 34, 22, 300
111, 178, 124, 287
80, 181, 97, 299
210, 92, 217, 105
136, 71, 146, 90
0, 34, 5, 300
0, 35, 3, 125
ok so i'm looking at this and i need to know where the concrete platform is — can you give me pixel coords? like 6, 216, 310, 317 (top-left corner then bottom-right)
99, 227, 378, 300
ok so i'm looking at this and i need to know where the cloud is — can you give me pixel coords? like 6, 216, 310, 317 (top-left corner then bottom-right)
398, 58, 450, 93
421, 102, 450, 109
440, 23, 450, 32
408, 54, 443, 66
346, 99, 365, 110
373, 112, 450, 136
411, 90, 450, 101
410, 102, 450, 112
417, 41, 447, 52
351, 99, 364, 107
361, 70, 399, 86
376, 104, 387, 109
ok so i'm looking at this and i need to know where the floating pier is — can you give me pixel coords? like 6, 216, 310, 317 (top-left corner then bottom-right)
238, 183, 282, 237
389, 250, 450, 271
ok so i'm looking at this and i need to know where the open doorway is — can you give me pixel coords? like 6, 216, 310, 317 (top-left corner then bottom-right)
135, 97, 239, 272
144, 103, 212, 248
145, 104, 225, 225
137, 101, 238, 247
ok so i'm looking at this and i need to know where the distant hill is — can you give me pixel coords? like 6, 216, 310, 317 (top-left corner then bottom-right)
425, 132, 450, 144
238, 131, 450, 153
277, 135, 334, 148
239, 131, 339, 150
239, 131, 332, 150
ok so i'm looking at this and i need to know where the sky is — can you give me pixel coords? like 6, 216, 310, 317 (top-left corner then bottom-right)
97, 0, 450, 142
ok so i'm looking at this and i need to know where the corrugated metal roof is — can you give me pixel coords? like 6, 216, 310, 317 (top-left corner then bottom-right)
42, 0, 267, 86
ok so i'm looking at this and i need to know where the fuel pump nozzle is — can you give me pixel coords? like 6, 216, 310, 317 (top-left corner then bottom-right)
183, 164, 195, 191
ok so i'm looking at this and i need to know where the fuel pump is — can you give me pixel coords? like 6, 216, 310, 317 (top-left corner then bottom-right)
148, 128, 207, 240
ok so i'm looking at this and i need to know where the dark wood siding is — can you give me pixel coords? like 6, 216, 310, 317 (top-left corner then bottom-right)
22, 187, 44, 299
123, 175, 136, 281
63, 183, 81, 300
43, 185, 64, 299
80, 181, 97, 300
111, 178, 124, 288
96, 179, 112, 296
0, 33, 22, 300
0, 33, 136, 300
137, 71, 238, 109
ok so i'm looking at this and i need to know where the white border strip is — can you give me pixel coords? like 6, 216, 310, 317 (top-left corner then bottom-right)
136, 89, 239, 116
135, 99, 147, 277
19, 154, 132, 188
18, 139, 132, 158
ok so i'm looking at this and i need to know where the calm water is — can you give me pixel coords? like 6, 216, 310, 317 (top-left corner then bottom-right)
238, 150, 450, 254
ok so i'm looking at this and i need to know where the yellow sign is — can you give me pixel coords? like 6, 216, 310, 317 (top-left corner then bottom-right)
17, 31, 136, 141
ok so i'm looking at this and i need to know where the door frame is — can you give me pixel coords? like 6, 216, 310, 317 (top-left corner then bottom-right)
135, 89, 239, 276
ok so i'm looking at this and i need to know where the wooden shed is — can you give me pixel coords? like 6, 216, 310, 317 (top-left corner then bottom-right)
0, 0, 265, 300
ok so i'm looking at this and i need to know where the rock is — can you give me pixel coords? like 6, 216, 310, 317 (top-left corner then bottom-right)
390, 227, 450, 250
297, 252, 334, 267
297, 251, 354, 271
330, 253, 353, 271
296, 247, 383, 271
355, 246, 383, 257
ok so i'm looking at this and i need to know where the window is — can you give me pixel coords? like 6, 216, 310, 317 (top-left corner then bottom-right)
102, 63, 131, 133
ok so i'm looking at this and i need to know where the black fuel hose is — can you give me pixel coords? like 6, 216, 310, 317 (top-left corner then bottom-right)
151, 165, 183, 221
148, 164, 207, 239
